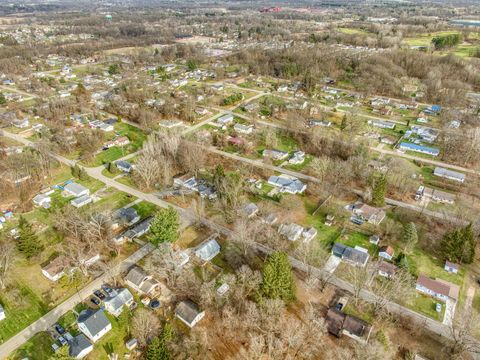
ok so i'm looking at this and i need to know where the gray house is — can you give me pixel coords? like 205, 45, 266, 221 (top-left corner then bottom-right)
195, 238, 221, 261
77, 309, 112, 343
175, 300, 205, 328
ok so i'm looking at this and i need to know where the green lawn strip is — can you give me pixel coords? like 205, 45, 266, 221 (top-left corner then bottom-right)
132, 201, 159, 218
116, 175, 138, 189
406, 293, 445, 322
8, 332, 54, 360
0, 283, 50, 343
409, 249, 465, 286
90, 190, 135, 212
77, 177, 105, 193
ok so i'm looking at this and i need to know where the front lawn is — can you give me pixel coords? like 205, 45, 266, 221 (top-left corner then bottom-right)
8, 332, 53, 360
406, 293, 445, 322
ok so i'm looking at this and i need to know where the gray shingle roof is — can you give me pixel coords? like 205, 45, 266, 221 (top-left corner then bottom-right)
68, 334, 92, 358
77, 309, 111, 338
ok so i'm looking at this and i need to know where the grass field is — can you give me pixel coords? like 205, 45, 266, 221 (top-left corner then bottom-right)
9, 332, 53, 360
406, 293, 445, 322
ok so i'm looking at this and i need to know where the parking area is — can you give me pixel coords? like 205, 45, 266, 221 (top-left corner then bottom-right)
443, 298, 456, 326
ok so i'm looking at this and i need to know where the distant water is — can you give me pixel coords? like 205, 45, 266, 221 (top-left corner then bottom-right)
450, 20, 480, 27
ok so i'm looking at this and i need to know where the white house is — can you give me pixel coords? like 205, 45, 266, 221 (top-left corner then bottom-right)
216, 113, 234, 126
415, 274, 459, 302
63, 182, 90, 198
33, 193, 51, 208
175, 300, 205, 328
444, 261, 459, 274
70, 195, 93, 208
267, 174, 306, 194
68, 334, 93, 359
77, 309, 112, 342
0, 304, 5, 321
234, 123, 253, 134
104, 288, 134, 317
42, 256, 71, 282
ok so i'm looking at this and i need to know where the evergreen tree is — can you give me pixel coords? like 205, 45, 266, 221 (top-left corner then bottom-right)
17, 216, 43, 258
0, 92, 6, 105
441, 223, 476, 264
145, 324, 174, 360
149, 207, 179, 247
371, 173, 387, 207
261, 252, 296, 302
402, 222, 418, 254
340, 114, 347, 131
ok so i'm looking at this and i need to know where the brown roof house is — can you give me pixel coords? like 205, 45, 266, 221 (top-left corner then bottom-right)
416, 274, 460, 302
378, 246, 394, 261
352, 203, 386, 226
377, 260, 397, 279
125, 266, 160, 296
326, 308, 372, 343
42, 256, 73, 282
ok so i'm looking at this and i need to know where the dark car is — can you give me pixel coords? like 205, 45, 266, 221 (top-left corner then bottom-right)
54, 324, 65, 335
335, 303, 343, 311
350, 216, 364, 225
94, 290, 106, 300
101, 284, 114, 296
90, 296, 101, 306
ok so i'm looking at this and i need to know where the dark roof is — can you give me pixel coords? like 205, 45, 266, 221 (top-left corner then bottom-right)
325, 308, 368, 338
125, 266, 148, 287
175, 300, 203, 325
333, 243, 369, 266
77, 309, 111, 337
68, 334, 92, 358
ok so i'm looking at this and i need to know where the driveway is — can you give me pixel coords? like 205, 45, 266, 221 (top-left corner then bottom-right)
443, 298, 457, 326
324, 255, 341, 274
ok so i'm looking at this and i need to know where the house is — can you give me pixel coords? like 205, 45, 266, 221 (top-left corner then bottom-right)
12, 118, 29, 128
278, 223, 304, 241
195, 108, 209, 116
368, 120, 396, 130
116, 160, 133, 173
211, 84, 224, 91
351, 203, 386, 226
175, 300, 205, 328
68, 334, 93, 359
217, 283, 230, 296
289, 151, 305, 165
267, 174, 306, 194
326, 308, 371, 342
302, 227, 317, 242
377, 260, 397, 278
433, 167, 465, 183
242, 202, 259, 218
444, 261, 460, 274
243, 102, 258, 112
123, 216, 153, 240
104, 288, 134, 317
234, 123, 253, 134
369, 235, 380, 245
115, 207, 140, 227
332, 243, 370, 267
416, 274, 460, 302
63, 182, 90, 198
423, 187, 455, 204
172, 250, 190, 268
325, 214, 335, 226
125, 266, 160, 296
308, 119, 331, 127
77, 309, 112, 342
216, 114, 234, 126
262, 213, 278, 225
126, 339, 138, 351
71, 195, 93, 208
0, 304, 5, 321
263, 149, 289, 161
42, 256, 71, 282
227, 136, 244, 146
378, 246, 394, 261
195, 238, 221, 261
33, 193, 51, 208
399, 142, 439, 157
409, 125, 438, 143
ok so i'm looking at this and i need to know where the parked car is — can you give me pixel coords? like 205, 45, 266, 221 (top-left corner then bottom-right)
94, 290, 106, 300
52, 343, 60, 353
436, 303, 442, 313
64, 332, 73, 341
54, 324, 66, 335
102, 284, 115, 297
350, 216, 364, 225
149, 299, 161, 309
58, 336, 67, 346
90, 296, 101, 306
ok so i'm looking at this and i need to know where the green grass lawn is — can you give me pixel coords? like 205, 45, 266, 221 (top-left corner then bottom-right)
90, 189, 135, 212
343, 301, 375, 323
406, 293, 445, 322
0, 283, 49, 343
116, 175, 138, 189
8, 332, 53, 360
78, 177, 105, 193
409, 249, 465, 286
132, 201, 158, 218
338, 27, 370, 35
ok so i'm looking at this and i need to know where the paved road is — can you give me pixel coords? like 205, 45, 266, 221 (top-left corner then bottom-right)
0, 243, 154, 359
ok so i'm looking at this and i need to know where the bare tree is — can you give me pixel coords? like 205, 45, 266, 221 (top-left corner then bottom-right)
144, 243, 185, 288
347, 262, 374, 306
0, 238, 15, 289
132, 308, 161, 347
448, 310, 480, 359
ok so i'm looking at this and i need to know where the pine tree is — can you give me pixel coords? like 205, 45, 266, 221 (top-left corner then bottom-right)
340, 114, 347, 131
149, 207, 179, 247
402, 222, 418, 254
371, 173, 387, 207
17, 216, 43, 258
261, 252, 296, 302
145, 324, 173, 360
461, 223, 476, 264
441, 223, 476, 264
0, 92, 6, 105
